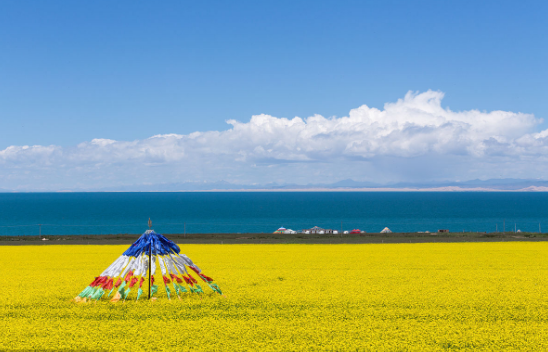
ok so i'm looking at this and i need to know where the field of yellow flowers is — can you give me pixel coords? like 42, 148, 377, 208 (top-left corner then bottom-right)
2, 242, 548, 351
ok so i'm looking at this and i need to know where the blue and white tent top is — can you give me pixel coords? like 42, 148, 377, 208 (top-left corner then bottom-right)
123, 229, 180, 256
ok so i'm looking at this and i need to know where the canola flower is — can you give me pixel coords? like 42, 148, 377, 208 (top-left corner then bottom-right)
2, 242, 548, 351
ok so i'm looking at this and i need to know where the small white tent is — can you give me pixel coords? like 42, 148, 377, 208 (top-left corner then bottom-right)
380, 227, 392, 233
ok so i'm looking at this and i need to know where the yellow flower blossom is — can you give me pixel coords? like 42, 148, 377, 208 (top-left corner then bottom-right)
1, 242, 548, 351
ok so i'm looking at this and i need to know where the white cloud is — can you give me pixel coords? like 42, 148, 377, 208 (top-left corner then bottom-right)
0, 145, 62, 166
1, 90, 547, 190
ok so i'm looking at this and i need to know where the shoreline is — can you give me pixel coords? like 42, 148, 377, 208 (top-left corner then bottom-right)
175, 186, 548, 192
2, 232, 547, 245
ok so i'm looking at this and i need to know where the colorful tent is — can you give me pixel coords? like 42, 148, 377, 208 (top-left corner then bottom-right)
73, 229, 223, 303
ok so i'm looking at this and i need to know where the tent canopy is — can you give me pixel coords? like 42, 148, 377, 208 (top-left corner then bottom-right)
73, 228, 223, 303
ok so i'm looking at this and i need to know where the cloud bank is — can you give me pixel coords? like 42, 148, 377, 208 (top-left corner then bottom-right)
1, 90, 547, 190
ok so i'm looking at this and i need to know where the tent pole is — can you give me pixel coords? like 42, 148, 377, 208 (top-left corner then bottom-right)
148, 217, 152, 300
148, 242, 152, 299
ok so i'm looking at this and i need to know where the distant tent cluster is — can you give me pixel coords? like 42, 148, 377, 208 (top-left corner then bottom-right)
73, 229, 223, 302
275, 226, 393, 234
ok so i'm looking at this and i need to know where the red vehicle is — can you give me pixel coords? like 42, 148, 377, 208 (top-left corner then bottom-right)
349, 229, 361, 234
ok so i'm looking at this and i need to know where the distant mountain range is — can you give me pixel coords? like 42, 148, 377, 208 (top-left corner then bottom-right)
3, 178, 548, 192
90, 178, 548, 192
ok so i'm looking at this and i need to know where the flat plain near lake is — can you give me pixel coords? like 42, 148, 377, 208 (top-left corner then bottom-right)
2, 243, 548, 350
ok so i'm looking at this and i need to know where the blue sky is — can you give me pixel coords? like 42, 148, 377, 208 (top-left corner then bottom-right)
0, 1, 547, 190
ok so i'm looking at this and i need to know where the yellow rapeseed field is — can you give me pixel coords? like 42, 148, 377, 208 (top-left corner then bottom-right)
2, 242, 548, 351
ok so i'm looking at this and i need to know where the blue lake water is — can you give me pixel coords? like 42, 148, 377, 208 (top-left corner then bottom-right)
0, 192, 547, 236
